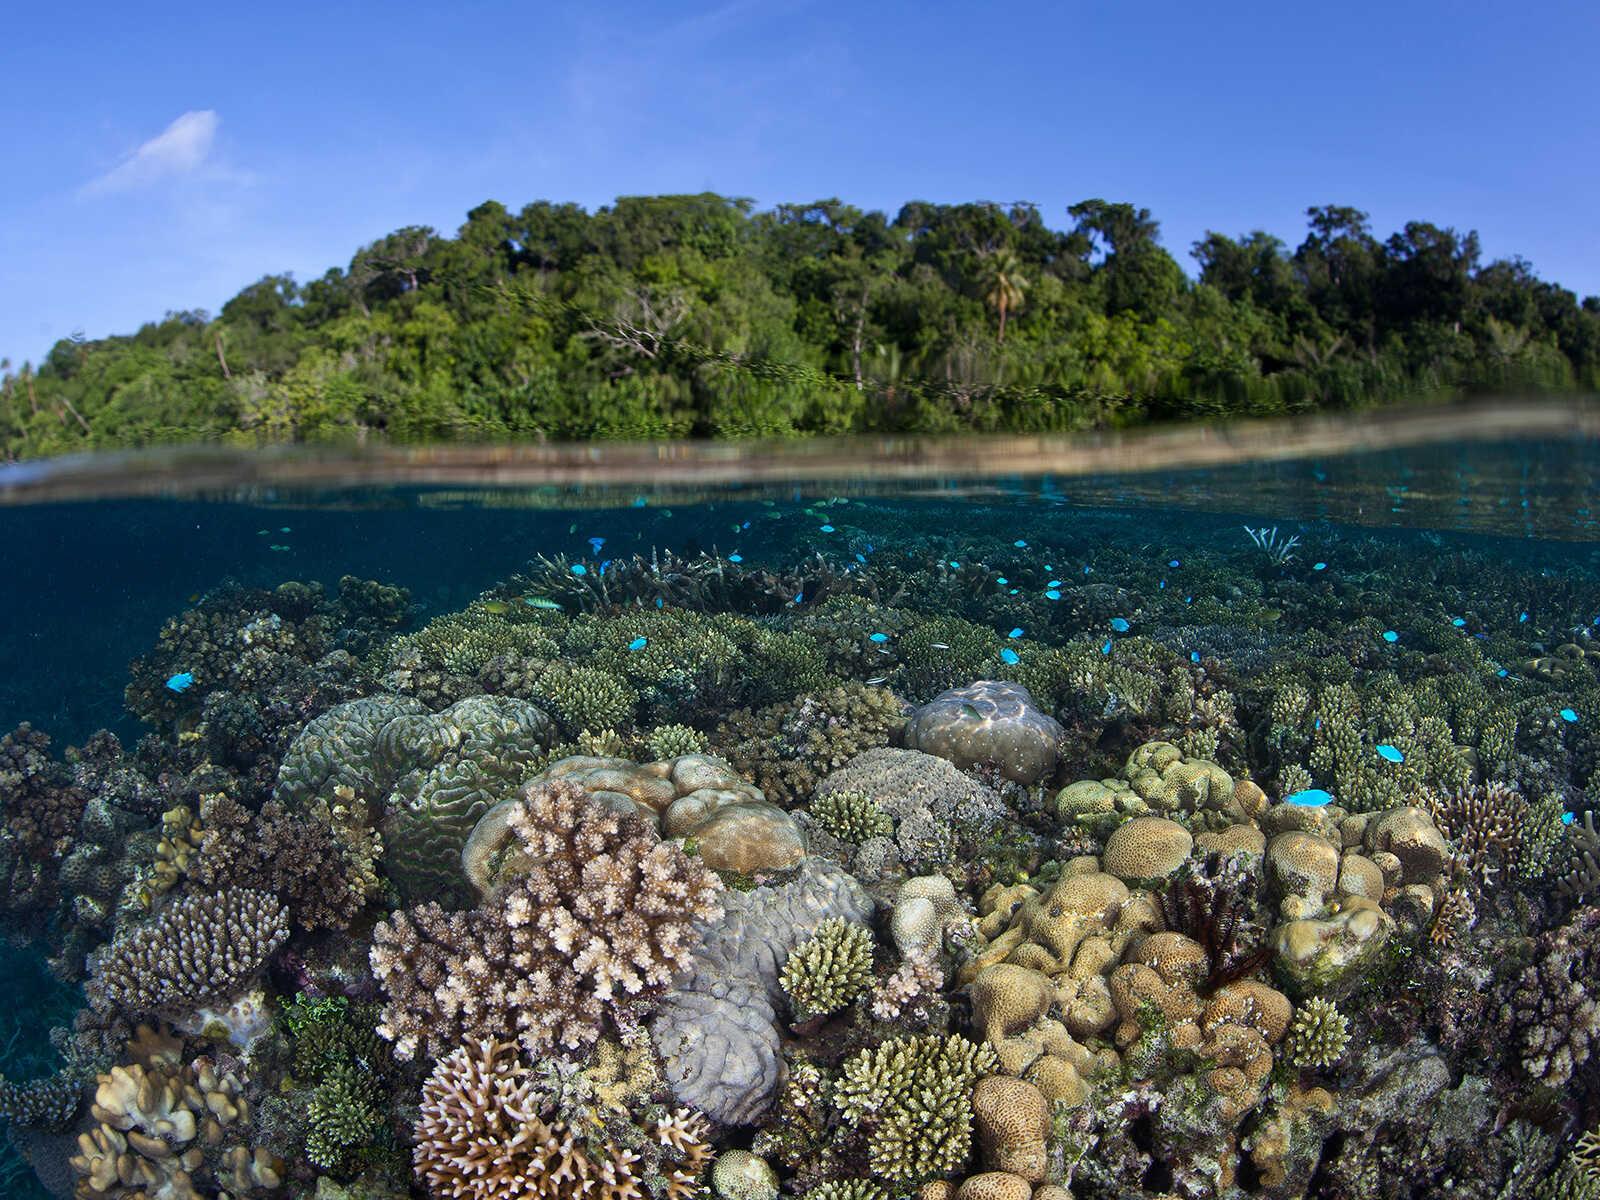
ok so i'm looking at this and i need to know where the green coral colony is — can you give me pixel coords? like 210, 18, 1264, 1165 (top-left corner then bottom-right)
2, 498, 1600, 1200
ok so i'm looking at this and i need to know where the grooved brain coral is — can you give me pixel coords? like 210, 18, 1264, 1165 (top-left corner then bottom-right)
275, 694, 556, 906
903, 681, 1063, 784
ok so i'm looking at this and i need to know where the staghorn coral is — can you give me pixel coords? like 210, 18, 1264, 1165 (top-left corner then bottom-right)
1424, 779, 1534, 887
533, 663, 640, 735
84, 887, 288, 1019
414, 1037, 710, 1200
1285, 996, 1350, 1070
834, 1033, 998, 1185
372, 778, 722, 1062
781, 917, 876, 1021
1556, 809, 1600, 898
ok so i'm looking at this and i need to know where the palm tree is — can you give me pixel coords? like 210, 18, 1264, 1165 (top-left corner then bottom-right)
981, 250, 1028, 344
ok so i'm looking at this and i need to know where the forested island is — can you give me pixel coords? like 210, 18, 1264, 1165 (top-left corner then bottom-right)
3, 194, 1596, 458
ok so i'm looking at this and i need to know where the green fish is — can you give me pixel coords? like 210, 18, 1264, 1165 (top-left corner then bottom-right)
961, 703, 983, 720
482, 600, 510, 614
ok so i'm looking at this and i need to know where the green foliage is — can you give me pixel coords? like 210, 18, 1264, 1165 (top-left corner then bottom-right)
5, 194, 1596, 459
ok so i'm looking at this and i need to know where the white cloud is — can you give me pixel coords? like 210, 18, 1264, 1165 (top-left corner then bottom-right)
81, 110, 220, 196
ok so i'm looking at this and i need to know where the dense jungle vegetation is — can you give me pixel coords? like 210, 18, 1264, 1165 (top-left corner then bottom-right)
3, 194, 1597, 457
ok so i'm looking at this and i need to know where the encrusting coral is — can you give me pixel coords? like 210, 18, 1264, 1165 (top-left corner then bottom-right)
371, 777, 723, 1062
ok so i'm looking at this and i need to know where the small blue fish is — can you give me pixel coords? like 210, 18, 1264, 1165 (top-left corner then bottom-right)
742, 521, 751, 529
1382, 630, 1398, 642
1083, 565, 1091, 574
1496, 668, 1508, 677
728, 554, 743, 563
588, 536, 605, 553
1519, 611, 1528, 623
1045, 589, 1061, 600
1008, 589, 1019, 595
165, 672, 194, 693
1102, 640, 1112, 654
570, 563, 588, 576
1168, 559, 1180, 568
628, 637, 648, 651
1184, 596, 1192, 603
279, 526, 290, 533
1000, 648, 1020, 665
1158, 580, 1166, 589
1561, 708, 1578, 722
1008, 627, 1024, 639
869, 633, 888, 643
820, 524, 835, 532
1376, 744, 1405, 763
1047, 580, 1062, 588
1315, 717, 1323, 729
1014, 539, 1027, 548
1313, 562, 1327, 571
1563, 811, 1576, 825
996, 576, 1008, 585
1451, 618, 1465, 627
1110, 617, 1130, 633
866, 544, 873, 552
633, 496, 648, 507
1284, 788, 1334, 807
856, 554, 867, 563
1190, 651, 1200, 663
949, 561, 961, 568
794, 592, 803, 603
655, 597, 664, 608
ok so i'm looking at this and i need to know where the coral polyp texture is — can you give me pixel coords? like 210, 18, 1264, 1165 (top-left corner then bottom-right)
10, 491, 1600, 1200
371, 777, 722, 1062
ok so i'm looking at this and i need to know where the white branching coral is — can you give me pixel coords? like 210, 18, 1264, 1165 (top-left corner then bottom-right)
372, 778, 723, 1062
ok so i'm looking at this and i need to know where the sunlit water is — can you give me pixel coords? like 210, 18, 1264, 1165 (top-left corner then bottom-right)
1, 403, 1597, 1199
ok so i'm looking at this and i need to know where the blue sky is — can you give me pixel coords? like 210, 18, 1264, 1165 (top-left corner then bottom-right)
3, 0, 1597, 367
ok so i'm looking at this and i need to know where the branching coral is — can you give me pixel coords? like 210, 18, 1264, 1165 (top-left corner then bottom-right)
415, 1037, 710, 1200
810, 789, 894, 843
834, 1034, 998, 1185
1499, 908, 1600, 1087
1286, 997, 1350, 1070
372, 779, 722, 1062
781, 918, 875, 1021
187, 791, 379, 931
1424, 780, 1533, 887
713, 683, 906, 805
84, 887, 288, 1019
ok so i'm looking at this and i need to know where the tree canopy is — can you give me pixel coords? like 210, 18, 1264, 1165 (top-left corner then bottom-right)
3, 193, 1595, 458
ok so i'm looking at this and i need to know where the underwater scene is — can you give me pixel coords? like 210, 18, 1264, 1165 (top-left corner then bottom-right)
3, 427, 1600, 1200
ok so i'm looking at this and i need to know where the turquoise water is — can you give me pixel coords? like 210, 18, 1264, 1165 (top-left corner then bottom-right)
1, 415, 1598, 1200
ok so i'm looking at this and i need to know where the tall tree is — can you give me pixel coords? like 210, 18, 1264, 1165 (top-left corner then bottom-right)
981, 250, 1029, 344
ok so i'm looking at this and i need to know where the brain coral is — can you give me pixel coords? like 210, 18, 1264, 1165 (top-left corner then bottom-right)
904, 681, 1063, 784
273, 695, 430, 809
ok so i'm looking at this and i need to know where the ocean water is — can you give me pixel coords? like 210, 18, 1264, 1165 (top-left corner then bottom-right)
0, 406, 1598, 1200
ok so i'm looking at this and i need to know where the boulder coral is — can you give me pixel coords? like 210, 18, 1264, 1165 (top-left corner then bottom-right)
904, 681, 1063, 784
